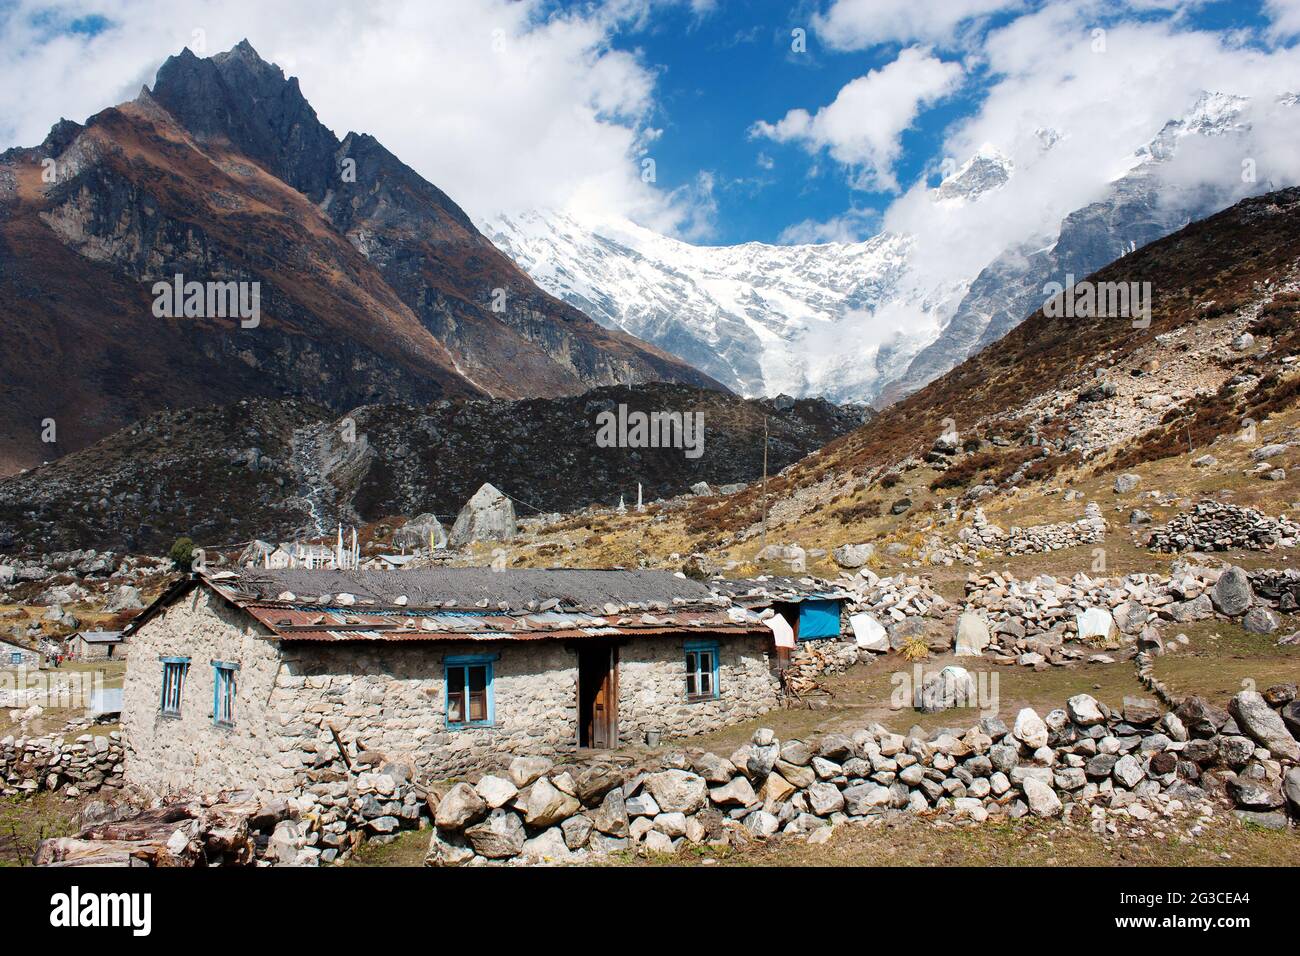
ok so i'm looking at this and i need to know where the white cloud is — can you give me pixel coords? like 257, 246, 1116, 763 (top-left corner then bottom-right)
750, 46, 964, 191
814, 0, 1025, 50
777, 207, 880, 244
0, 0, 711, 235
1266, 0, 1300, 38
880, 4, 1300, 309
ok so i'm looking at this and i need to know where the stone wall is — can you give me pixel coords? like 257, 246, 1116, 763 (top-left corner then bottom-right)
957, 505, 1107, 556
422, 687, 1299, 866
279, 633, 779, 781
1, 731, 125, 797
122, 586, 292, 797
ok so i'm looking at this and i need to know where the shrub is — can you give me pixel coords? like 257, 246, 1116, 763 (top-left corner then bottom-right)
168, 536, 194, 571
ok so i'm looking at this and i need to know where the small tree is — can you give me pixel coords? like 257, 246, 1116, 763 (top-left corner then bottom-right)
169, 536, 194, 571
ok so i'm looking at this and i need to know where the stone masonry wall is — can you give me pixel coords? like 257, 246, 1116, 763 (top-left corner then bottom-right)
275, 639, 580, 781
277, 633, 780, 782
122, 587, 291, 798
616, 634, 780, 743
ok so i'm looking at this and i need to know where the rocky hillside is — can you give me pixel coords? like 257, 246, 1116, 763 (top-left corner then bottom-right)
0, 41, 716, 474
0, 385, 869, 554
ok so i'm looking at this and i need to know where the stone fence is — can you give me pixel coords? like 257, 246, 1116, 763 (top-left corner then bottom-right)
423, 687, 1299, 865
1, 732, 125, 798
1145, 501, 1300, 553
957, 504, 1107, 556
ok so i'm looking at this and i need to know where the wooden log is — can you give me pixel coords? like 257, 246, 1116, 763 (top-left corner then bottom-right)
33, 837, 153, 867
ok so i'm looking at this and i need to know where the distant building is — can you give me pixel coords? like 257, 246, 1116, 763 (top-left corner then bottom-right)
69, 630, 125, 661
121, 568, 779, 797
0, 637, 40, 668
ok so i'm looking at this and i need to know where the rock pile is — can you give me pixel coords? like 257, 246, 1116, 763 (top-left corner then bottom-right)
957, 505, 1107, 556
424, 687, 1298, 864
1, 732, 125, 797
846, 571, 950, 624
1145, 501, 1300, 553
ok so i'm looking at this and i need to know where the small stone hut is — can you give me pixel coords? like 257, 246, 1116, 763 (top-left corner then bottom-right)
121, 568, 778, 798
69, 630, 125, 660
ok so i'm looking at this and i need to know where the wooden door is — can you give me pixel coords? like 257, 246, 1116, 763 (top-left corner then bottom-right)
579, 644, 618, 748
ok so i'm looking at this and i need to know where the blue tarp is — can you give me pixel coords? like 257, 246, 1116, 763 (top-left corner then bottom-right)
798, 599, 842, 640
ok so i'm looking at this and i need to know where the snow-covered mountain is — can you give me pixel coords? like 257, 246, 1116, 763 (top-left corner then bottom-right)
488, 92, 1298, 405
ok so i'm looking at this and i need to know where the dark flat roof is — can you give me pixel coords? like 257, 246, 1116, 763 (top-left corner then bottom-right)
225, 567, 722, 613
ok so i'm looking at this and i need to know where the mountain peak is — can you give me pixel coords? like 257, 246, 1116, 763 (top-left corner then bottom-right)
933, 144, 1013, 204
149, 40, 338, 199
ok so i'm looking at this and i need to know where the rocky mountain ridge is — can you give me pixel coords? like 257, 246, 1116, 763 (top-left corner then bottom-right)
0, 41, 716, 474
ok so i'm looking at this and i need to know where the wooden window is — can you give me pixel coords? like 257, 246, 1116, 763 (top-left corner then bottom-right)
445, 657, 495, 727
160, 657, 189, 717
684, 642, 720, 702
213, 662, 239, 727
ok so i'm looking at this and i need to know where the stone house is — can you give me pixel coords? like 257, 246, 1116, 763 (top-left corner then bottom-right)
68, 630, 125, 660
121, 568, 779, 798
0, 637, 40, 668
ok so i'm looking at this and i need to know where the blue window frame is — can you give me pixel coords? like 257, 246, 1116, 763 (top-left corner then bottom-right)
445, 655, 496, 728
160, 657, 190, 717
684, 641, 720, 701
212, 661, 239, 727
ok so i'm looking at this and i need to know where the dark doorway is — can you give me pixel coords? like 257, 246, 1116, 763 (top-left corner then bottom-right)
578, 643, 618, 749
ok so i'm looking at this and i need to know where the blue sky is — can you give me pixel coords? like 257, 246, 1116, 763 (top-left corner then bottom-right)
606, 0, 1281, 244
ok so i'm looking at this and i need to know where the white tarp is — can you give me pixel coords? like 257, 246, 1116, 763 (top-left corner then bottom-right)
850, 612, 888, 652
765, 613, 795, 649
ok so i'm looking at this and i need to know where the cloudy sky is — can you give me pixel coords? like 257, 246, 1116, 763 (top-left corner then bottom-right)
1, 0, 1298, 246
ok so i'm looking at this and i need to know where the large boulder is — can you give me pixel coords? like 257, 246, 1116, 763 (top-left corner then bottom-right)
1075, 607, 1116, 642
590, 788, 629, 837
474, 775, 519, 809
393, 513, 447, 550
1021, 777, 1062, 818
919, 666, 977, 713
525, 777, 581, 827
425, 829, 475, 866
1066, 694, 1105, 727
1229, 691, 1300, 761
104, 585, 144, 612
1211, 566, 1254, 616
1013, 708, 1049, 750
449, 483, 517, 546
953, 613, 991, 657
643, 770, 708, 814
464, 809, 526, 858
850, 612, 888, 652
508, 755, 553, 788
434, 783, 487, 831
833, 543, 875, 569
